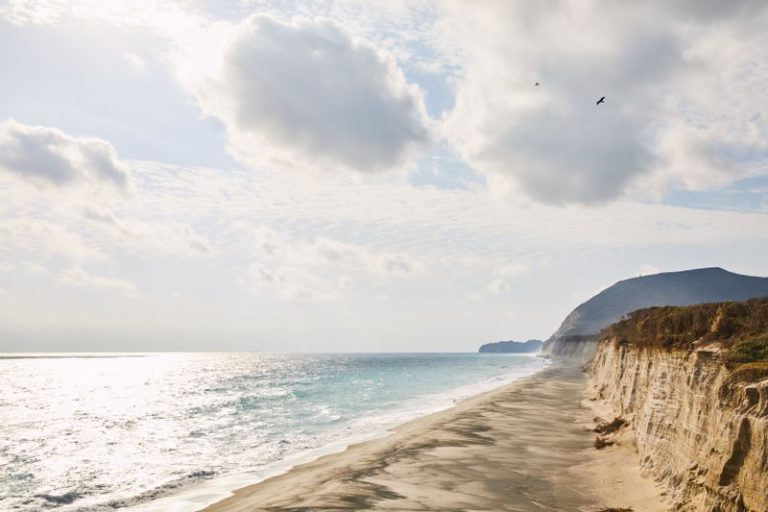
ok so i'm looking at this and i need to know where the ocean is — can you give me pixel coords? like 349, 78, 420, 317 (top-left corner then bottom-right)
0, 352, 547, 511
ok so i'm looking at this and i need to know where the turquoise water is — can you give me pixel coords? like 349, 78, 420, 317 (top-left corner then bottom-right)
0, 352, 547, 511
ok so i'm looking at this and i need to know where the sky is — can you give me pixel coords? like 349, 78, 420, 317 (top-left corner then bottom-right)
0, 0, 767, 352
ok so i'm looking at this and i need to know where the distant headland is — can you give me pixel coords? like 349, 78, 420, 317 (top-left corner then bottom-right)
478, 339, 543, 353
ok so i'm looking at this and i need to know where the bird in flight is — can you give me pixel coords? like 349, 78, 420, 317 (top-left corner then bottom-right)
596, 96, 606, 105
535, 82, 541, 86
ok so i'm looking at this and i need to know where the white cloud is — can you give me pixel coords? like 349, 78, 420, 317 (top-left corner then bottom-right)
0, 0, 203, 40
477, 262, 529, 297
82, 206, 118, 225
245, 263, 340, 302
0, 119, 131, 189
58, 266, 139, 297
497, 263, 529, 277
2, 2, 768, 350
1, 158, 768, 350
485, 278, 512, 296
0, 261, 47, 274
0, 0, 64, 25
121, 220, 213, 256
639, 264, 661, 276
311, 237, 423, 276
0, 218, 102, 261
80, 207, 213, 257
439, 1, 768, 204
176, 14, 433, 173
242, 226, 424, 301
123, 52, 147, 73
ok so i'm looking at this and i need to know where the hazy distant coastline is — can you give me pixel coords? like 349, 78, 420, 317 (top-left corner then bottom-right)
0, 353, 148, 359
478, 339, 543, 353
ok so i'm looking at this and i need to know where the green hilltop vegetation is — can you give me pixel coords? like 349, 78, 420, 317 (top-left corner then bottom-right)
602, 297, 768, 381
550, 267, 768, 340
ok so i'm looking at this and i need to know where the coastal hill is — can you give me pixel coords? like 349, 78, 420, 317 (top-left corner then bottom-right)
545, 267, 768, 360
478, 339, 542, 353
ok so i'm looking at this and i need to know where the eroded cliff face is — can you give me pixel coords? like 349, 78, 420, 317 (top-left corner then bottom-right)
546, 335, 598, 364
589, 339, 768, 511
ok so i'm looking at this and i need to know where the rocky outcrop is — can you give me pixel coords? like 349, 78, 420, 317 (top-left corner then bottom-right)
589, 335, 768, 510
478, 339, 542, 353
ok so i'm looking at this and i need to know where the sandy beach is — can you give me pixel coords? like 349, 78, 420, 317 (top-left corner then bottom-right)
204, 364, 665, 512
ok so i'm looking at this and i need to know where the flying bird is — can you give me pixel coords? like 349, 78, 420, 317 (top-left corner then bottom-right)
596, 96, 606, 105
535, 82, 540, 86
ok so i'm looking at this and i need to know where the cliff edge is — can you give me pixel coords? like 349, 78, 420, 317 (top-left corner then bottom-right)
588, 298, 768, 511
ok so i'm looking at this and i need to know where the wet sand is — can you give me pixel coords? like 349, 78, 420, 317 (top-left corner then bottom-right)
203, 365, 664, 511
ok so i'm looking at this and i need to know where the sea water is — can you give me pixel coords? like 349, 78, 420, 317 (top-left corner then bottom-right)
0, 352, 547, 511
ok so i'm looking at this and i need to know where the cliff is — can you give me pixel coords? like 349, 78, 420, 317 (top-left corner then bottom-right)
588, 298, 768, 511
478, 339, 542, 353
546, 267, 768, 362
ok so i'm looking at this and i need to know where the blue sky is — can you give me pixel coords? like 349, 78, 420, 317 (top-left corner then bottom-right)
0, 0, 767, 351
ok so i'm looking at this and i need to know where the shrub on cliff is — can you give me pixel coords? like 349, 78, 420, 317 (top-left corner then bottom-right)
602, 297, 768, 350
727, 338, 768, 365
727, 362, 768, 383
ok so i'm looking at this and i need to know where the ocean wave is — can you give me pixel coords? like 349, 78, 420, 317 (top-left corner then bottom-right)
87, 470, 217, 511
34, 492, 83, 506
1, 353, 547, 512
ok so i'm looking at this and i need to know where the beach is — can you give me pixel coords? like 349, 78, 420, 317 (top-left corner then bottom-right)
0, 353, 549, 511
204, 364, 666, 512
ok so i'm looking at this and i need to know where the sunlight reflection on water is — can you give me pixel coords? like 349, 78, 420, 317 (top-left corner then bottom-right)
0, 352, 546, 511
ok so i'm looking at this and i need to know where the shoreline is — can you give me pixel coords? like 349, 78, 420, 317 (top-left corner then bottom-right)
201, 364, 665, 511
129, 354, 549, 512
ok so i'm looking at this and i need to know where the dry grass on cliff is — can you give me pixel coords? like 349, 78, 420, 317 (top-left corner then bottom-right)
727, 338, 768, 364
727, 361, 768, 383
602, 297, 768, 351
601, 297, 768, 379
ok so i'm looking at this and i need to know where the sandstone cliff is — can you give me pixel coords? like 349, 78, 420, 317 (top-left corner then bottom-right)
588, 298, 768, 511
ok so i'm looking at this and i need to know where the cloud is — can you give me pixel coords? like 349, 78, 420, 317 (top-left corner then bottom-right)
664, 0, 766, 21
80, 207, 213, 257
177, 14, 432, 173
123, 52, 147, 73
497, 262, 529, 277
477, 262, 529, 297
58, 266, 139, 297
0, 119, 131, 189
0, 261, 47, 275
3, 157, 768, 349
638, 264, 661, 276
311, 237, 424, 276
82, 206, 119, 225
485, 278, 512, 296
245, 263, 341, 302
242, 227, 424, 301
440, 1, 768, 204
0, 218, 103, 261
